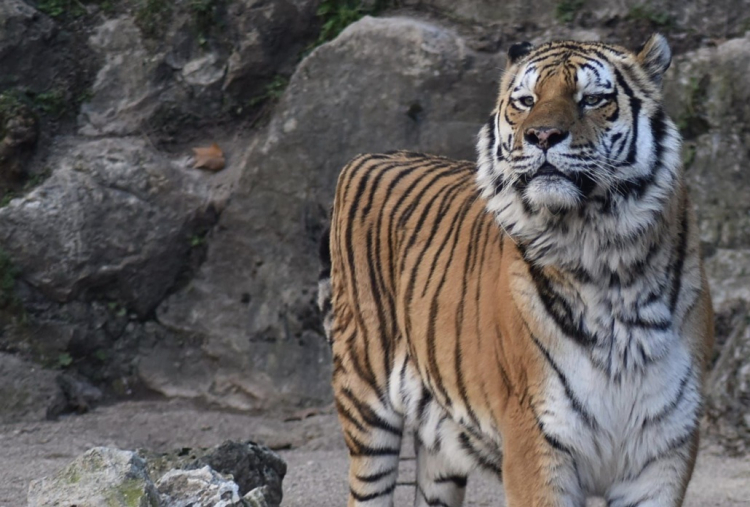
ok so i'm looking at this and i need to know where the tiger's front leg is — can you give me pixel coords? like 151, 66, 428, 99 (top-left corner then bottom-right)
605, 429, 699, 507
501, 404, 585, 507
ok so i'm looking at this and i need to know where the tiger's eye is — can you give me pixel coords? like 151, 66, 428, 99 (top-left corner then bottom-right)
582, 94, 605, 107
519, 96, 535, 107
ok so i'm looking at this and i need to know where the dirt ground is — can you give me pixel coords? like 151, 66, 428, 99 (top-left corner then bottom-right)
1, 399, 748, 507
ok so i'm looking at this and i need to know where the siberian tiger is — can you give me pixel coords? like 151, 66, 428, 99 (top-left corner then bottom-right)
318, 34, 714, 507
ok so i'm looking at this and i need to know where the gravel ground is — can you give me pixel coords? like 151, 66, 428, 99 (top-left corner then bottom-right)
1, 399, 748, 506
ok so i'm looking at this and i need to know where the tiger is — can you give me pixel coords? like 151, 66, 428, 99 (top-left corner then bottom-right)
317, 33, 714, 507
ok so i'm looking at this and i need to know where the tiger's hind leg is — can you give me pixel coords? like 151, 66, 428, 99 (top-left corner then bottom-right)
335, 380, 405, 507
331, 312, 404, 505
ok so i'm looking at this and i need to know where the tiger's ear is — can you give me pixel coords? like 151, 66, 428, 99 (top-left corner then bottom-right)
636, 34, 671, 86
508, 41, 533, 65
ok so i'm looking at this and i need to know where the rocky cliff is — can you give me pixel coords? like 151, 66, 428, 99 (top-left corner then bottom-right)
0, 0, 749, 451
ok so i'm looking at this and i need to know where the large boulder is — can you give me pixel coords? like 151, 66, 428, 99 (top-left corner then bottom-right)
148, 16, 501, 408
663, 34, 750, 453
0, 136, 222, 317
186, 441, 286, 507
664, 34, 750, 307
27, 447, 161, 507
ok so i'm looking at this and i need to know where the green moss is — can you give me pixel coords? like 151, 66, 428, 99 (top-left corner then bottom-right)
189, 0, 225, 46
37, 0, 86, 18
135, 0, 173, 39
31, 89, 68, 118
555, 0, 584, 23
37, 0, 114, 19
676, 75, 711, 140
106, 478, 148, 507
311, 0, 392, 48
247, 75, 289, 108
0, 91, 26, 120
627, 4, 674, 28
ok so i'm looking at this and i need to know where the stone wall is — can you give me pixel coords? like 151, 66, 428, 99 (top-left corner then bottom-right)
0, 0, 748, 449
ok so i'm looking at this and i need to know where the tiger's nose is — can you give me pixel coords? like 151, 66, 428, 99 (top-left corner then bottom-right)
524, 127, 569, 150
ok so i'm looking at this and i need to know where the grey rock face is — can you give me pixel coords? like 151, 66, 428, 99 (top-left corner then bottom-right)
0, 0, 55, 90
664, 35, 750, 307
222, 0, 320, 101
27, 447, 161, 507
78, 17, 164, 137
663, 34, 750, 452
706, 301, 750, 455
149, 16, 499, 408
400, 0, 748, 38
0, 137, 221, 317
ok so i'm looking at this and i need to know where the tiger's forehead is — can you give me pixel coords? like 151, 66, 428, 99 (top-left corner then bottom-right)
511, 43, 621, 96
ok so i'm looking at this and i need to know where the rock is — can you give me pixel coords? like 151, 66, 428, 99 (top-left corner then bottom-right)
46, 373, 103, 420
186, 441, 286, 507
662, 34, 750, 453
663, 35, 750, 308
149, 16, 499, 408
78, 17, 163, 137
221, 0, 319, 102
0, 0, 56, 90
0, 93, 38, 191
27, 447, 161, 507
242, 487, 271, 507
0, 136, 222, 317
705, 301, 750, 455
400, 0, 748, 39
0, 352, 59, 424
156, 466, 244, 507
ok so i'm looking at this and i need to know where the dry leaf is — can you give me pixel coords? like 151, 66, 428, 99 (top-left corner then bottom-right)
192, 142, 225, 172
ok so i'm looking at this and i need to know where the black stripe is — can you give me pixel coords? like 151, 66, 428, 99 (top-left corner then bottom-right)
457, 432, 503, 476
424, 195, 476, 407
364, 226, 393, 376
336, 399, 368, 434
417, 485, 452, 507
434, 475, 468, 488
642, 371, 691, 428
525, 260, 596, 346
347, 432, 401, 457
350, 483, 396, 502
341, 388, 402, 435
355, 468, 397, 483
529, 333, 599, 430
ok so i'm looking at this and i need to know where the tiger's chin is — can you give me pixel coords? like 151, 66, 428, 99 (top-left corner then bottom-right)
523, 177, 582, 213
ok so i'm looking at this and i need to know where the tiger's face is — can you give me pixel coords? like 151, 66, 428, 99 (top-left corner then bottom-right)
477, 35, 683, 262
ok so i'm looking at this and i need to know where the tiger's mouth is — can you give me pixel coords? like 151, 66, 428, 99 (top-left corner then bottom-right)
517, 162, 567, 188
513, 161, 598, 212
534, 162, 564, 178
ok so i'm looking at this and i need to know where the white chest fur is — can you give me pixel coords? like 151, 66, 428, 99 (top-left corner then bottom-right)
517, 262, 702, 495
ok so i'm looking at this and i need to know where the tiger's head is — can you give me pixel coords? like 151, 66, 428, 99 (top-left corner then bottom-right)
477, 35, 683, 269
